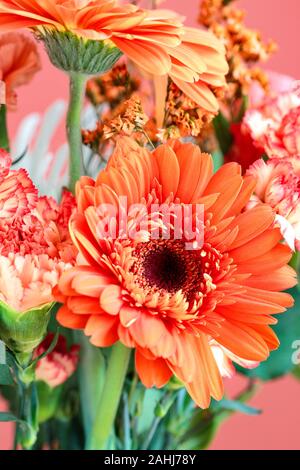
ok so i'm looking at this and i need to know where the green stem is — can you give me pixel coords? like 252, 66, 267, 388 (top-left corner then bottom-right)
0, 105, 10, 151
87, 342, 131, 450
67, 72, 86, 194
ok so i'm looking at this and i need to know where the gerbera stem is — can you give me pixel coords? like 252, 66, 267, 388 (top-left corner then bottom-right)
66, 72, 86, 194
0, 105, 10, 151
87, 342, 131, 450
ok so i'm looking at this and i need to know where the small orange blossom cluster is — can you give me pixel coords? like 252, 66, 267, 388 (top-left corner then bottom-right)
83, 95, 150, 152
198, 0, 277, 97
86, 64, 140, 111
161, 81, 223, 140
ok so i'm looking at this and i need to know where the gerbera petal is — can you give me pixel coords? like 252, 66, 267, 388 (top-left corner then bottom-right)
228, 205, 275, 250
100, 284, 123, 315
213, 319, 271, 361
171, 76, 220, 113
173, 143, 211, 203
112, 37, 172, 75
57, 305, 88, 329
153, 144, 180, 201
85, 314, 119, 347
135, 350, 172, 388
243, 266, 297, 291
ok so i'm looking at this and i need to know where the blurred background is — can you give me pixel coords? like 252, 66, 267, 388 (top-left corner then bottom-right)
1, 0, 300, 450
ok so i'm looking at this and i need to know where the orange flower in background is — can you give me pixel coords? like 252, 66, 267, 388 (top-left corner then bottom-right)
247, 158, 300, 251
0, 154, 77, 312
55, 137, 296, 408
0, 31, 40, 110
35, 334, 80, 388
0, 0, 228, 115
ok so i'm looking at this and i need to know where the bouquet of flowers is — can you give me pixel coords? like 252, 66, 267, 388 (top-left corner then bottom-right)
0, 0, 299, 451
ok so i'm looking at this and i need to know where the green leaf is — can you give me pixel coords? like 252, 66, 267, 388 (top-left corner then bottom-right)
137, 388, 163, 435
0, 412, 18, 422
17, 330, 60, 385
0, 340, 5, 364
0, 364, 14, 386
213, 112, 233, 156
238, 287, 300, 380
177, 416, 220, 451
215, 399, 261, 416
292, 366, 300, 380
212, 148, 224, 172
290, 252, 300, 290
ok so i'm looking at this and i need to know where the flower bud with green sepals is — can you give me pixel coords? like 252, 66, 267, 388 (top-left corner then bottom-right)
38, 28, 123, 76
0, 301, 55, 367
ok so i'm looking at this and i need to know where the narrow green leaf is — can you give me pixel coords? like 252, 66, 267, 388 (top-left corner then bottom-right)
292, 366, 300, 380
29, 328, 60, 368
0, 412, 18, 422
0, 364, 14, 386
0, 340, 5, 364
212, 148, 224, 172
216, 399, 261, 416
213, 112, 233, 156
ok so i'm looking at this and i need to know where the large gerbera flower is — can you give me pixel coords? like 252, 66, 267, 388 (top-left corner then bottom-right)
0, 0, 228, 115
55, 138, 296, 408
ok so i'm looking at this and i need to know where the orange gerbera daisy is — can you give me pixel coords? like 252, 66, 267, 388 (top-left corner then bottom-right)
0, 0, 228, 115
55, 138, 296, 408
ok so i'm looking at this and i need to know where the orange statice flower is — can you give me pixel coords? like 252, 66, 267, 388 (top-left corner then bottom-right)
86, 63, 140, 109
55, 138, 296, 408
0, 153, 76, 312
0, 32, 40, 109
199, 0, 276, 97
103, 95, 149, 139
161, 81, 221, 140
0, 1, 228, 115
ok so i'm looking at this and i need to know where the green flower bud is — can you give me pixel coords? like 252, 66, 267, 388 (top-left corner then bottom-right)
0, 301, 55, 363
38, 28, 123, 75
166, 375, 185, 391
37, 382, 63, 424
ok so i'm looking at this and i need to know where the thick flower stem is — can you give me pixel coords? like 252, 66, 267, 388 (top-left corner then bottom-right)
66, 72, 86, 194
87, 342, 131, 450
0, 105, 10, 151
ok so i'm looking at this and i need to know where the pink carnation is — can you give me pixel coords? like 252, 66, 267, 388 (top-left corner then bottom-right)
0, 155, 77, 312
247, 158, 300, 250
244, 85, 300, 159
35, 334, 80, 388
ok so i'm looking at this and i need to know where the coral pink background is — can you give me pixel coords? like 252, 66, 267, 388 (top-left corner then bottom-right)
1, 0, 300, 450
